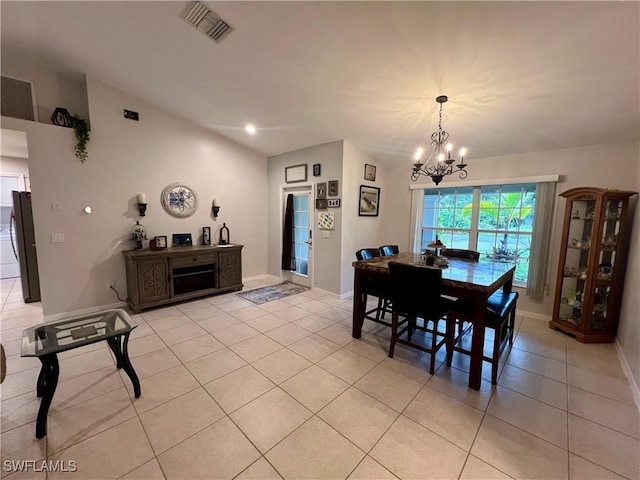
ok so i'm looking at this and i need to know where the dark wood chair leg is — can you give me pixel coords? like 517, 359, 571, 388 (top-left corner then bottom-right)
446, 314, 454, 367
388, 312, 398, 358
375, 298, 384, 321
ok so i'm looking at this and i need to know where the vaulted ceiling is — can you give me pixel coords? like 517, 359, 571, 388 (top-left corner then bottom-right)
2, 1, 639, 167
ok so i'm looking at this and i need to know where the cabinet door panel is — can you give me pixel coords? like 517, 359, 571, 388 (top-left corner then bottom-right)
218, 250, 241, 288
138, 259, 170, 302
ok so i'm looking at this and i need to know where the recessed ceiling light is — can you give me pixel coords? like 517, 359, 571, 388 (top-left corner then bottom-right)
245, 124, 257, 135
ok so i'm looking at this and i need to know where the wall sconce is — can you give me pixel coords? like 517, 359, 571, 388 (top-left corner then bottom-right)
137, 193, 147, 217
212, 198, 220, 218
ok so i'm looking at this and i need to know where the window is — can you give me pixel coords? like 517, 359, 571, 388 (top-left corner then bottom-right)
421, 183, 536, 286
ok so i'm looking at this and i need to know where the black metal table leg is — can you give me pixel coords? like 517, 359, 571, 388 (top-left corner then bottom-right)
36, 366, 46, 398
36, 354, 59, 438
106, 336, 124, 369
120, 332, 141, 398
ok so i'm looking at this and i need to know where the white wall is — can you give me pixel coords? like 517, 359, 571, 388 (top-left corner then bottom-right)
267, 141, 343, 293
1, 77, 268, 316
1, 48, 89, 124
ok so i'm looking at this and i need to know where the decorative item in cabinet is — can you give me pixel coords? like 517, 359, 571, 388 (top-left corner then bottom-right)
550, 187, 637, 343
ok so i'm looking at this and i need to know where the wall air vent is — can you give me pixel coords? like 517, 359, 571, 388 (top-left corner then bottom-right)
182, 1, 233, 43
1, 76, 37, 121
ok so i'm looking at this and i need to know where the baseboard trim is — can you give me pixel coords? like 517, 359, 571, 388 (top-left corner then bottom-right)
614, 339, 640, 412
310, 287, 340, 299
43, 302, 127, 323
340, 290, 354, 300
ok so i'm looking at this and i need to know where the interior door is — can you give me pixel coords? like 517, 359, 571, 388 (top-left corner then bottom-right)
283, 189, 313, 287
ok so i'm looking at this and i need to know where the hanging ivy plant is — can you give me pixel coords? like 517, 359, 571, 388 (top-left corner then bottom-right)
71, 114, 90, 163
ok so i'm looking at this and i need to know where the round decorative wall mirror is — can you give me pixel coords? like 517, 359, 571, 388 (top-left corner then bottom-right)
161, 183, 199, 218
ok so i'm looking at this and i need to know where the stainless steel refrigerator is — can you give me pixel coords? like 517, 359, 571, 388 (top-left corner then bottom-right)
11, 191, 40, 302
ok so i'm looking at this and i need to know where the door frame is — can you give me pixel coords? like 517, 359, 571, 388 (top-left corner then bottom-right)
279, 183, 314, 287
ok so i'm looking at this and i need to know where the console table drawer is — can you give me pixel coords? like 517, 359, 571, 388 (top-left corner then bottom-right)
172, 253, 216, 268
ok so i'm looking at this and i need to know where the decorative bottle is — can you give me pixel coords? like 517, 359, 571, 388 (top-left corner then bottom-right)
219, 223, 230, 245
131, 221, 147, 250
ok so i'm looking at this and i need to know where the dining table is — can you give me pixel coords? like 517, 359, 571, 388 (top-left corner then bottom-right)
352, 252, 516, 391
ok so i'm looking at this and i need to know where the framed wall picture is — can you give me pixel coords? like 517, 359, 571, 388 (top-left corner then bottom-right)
285, 164, 307, 183
328, 180, 338, 197
318, 212, 335, 230
312, 164, 321, 176
328, 198, 341, 208
316, 198, 328, 210
359, 185, 380, 216
317, 182, 327, 199
202, 226, 211, 245
364, 164, 377, 181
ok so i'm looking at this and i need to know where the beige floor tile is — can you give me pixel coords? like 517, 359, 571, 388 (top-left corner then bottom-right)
230, 305, 270, 322
124, 346, 181, 379
245, 313, 289, 332
179, 304, 224, 321
217, 298, 255, 313
487, 385, 568, 448
0, 367, 40, 401
147, 314, 193, 333
471, 415, 568, 479
168, 334, 226, 363
140, 388, 224, 454
291, 314, 336, 333
204, 365, 275, 413
354, 364, 423, 412
568, 386, 639, 439
48, 417, 154, 480
157, 322, 207, 346
3, 354, 40, 376
287, 334, 341, 363
380, 346, 434, 384
230, 387, 312, 453
319, 387, 398, 452
266, 416, 365, 479
235, 457, 282, 480
158, 417, 260, 479
212, 323, 260, 346
132, 365, 200, 414
127, 335, 167, 359
2, 338, 22, 357
506, 348, 567, 383
296, 299, 330, 313
568, 453, 627, 480
129, 323, 155, 341
512, 334, 567, 362
344, 336, 389, 362
567, 365, 636, 406
566, 348, 626, 379
196, 313, 242, 333
2, 466, 47, 480
316, 323, 355, 346
280, 294, 308, 306
230, 334, 284, 363
272, 305, 308, 322
47, 387, 136, 453
281, 365, 349, 412
459, 455, 513, 479
371, 415, 467, 479
0, 422, 46, 464
264, 323, 311, 346
348, 456, 398, 479
251, 348, 312, 384
140, 306, 182, 322
316, 306, 352, 323
256, 299, 290, 313
568, 414, 639, 479
58, 348, 116, 382
404, 385, 484, 451
120, 458, 165, 479
498, 363, 568, 410
0, 390, 41, 433
184, 348, 246, 384
50, 367, 124, 413
317, 348, 377, 384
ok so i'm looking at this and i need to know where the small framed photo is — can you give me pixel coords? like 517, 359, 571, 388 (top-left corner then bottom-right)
285, 164, 307, 183
312, 163, 321, 176
317, 182, 327, 199
364, 164, 377, 181
328, 180, 338, 197
202, 226, 211, 245
359, 185, 380, 216
316, 198, 328, 210
155, 236, 167, 248
328, 198, 341, 208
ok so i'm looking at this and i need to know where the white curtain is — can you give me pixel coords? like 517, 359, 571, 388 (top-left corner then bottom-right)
409, 189, 424, 253
527, 181, 557, 300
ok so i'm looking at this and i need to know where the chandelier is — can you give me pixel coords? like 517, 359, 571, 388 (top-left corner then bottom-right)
411, 95, 468, 185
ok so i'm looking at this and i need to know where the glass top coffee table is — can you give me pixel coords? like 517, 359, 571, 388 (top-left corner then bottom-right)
21, 309, 141, 438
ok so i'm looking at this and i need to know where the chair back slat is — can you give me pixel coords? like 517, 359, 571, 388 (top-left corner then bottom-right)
442, 249, 480, 261
388, 261, 444, 320
356, 248, 381, 261
379, 245, 400, 256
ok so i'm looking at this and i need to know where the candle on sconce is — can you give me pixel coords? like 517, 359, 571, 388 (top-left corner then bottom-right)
138, 193, 146, 204
212, 198, 219, 207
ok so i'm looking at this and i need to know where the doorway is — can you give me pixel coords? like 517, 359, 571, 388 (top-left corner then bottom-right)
282, 188, 313, 287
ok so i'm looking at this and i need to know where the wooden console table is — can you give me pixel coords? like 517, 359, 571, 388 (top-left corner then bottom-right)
123, 244, 243, 312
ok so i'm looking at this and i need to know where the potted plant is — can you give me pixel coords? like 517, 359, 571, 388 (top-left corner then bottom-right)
71, 114, 90, 163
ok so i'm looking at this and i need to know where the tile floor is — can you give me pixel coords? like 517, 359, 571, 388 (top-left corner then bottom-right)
1, 276, 638, 480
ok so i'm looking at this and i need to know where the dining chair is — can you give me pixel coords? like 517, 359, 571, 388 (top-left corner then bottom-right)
355, 249, 393, 326
387, 261, 457, 374
378, 245, 400, 256
442, 248, 480, 260
447, 290, 519, 384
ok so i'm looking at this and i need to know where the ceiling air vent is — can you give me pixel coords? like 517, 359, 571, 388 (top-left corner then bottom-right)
182, 1, 233, 43
1, 76, 36, 122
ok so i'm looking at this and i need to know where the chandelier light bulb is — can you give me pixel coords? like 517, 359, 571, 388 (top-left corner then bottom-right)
438, 153, 445, 162
414, 147, 424, 160
245, 123, 257, 135
446, 143, 453, 152
460, 147, 467, 158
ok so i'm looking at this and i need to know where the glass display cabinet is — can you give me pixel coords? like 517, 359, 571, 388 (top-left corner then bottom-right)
550, 187, 637, 342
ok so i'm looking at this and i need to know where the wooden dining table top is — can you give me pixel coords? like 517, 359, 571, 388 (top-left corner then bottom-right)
352, 252, 515, 292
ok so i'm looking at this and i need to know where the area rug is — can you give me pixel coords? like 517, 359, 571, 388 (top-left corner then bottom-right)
236, 282, 309, 305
